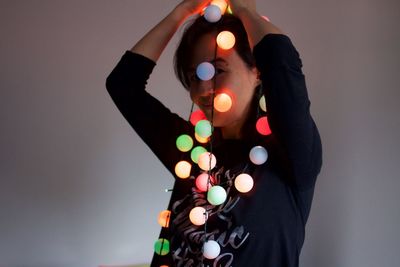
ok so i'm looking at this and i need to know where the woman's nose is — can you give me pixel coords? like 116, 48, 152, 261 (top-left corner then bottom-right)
195, 79, 214, 96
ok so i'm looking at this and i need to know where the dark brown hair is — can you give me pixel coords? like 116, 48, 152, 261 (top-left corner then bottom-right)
174, 14, 256, 90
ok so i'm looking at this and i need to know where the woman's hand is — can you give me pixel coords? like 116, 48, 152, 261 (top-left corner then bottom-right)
178, 0, 212, 16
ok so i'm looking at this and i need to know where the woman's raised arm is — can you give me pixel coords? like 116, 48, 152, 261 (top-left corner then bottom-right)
131, 0, 211, 62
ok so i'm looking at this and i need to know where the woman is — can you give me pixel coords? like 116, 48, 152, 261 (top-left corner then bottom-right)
106, 0, 322, 266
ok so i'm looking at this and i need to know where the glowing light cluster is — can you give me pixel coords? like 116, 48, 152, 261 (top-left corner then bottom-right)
191, 146, 208, 163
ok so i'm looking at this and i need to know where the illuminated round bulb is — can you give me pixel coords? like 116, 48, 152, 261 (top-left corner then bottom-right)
204, 4, 222, 23
207, 185, 227, 205
175, 161, 192, 179
259, 95, 267, 112
211, 0, 227, 14
190, 109, 207, 126
262, 15, 271, 22
158, 210, 171, 228
154, 238, 170, 256
189, 206, 207, 226
196, 62, 215, 81
226, 5, 233, 14
203, 240, 221, 259
256, 116, 272, 135
234, 173, 254, 193
216, 31, 236, 50
249, 146, 268, 165
176, 134, 193, 152
195, 132, 209, 143
195, 120, 212, 138
214, 93, 232, 112
196, 172, 215, 192
198, 152, 217, 171
191, 146, 207, 163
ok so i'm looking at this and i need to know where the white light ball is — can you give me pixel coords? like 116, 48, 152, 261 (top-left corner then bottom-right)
249, 146, 268, 165
259, 95, 267, 112
198, 152, 217, 171
207, 185, 227, 205
196, 62, 215, 81
203, 240, 221, 259
234, 173, 254, 193
189, 207, 207, 226
204, 5, 222, 23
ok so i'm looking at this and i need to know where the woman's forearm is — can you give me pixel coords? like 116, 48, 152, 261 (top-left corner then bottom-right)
130, 5, 191, 62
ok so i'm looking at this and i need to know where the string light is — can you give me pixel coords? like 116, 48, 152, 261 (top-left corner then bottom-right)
155, 3, 274, 263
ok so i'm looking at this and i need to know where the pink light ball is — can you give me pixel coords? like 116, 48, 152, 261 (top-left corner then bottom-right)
195, 172, 215, 192
249, 146, 268, 165
203, 240, 221, 259
234, 173, 254, 193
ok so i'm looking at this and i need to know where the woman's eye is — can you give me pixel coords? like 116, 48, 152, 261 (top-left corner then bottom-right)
216, 68, 225, 75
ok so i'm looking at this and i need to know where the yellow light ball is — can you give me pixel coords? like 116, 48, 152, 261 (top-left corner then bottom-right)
195, 132, 209, 143
198, 152, 217, 171
217, 31, 235, 50
234, 173, 254, 193
259, 95, 267, 112
214, 93, 232, 112
211, 0, 227, 14
174, 161, 191, 179
158, 210, 171, 228
189, 206, 207, 226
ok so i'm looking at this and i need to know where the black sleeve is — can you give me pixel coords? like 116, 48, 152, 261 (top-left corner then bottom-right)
253, 34, 323, 191
105, 51, 193, 175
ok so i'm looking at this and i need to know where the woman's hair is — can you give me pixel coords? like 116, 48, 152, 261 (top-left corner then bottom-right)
174, 14, 256, 90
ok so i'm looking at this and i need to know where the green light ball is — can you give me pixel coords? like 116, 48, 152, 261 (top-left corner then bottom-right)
195, 120, 212, 138
154, 238, 170, 256
207, 186, 227, 205
176, 134, 193, 152
191, 146, 207, 163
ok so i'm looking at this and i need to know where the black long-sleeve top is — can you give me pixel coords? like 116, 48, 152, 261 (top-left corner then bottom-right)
106, 34, 322, 267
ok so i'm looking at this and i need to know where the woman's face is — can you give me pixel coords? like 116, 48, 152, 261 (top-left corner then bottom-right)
188, 33, 259, 138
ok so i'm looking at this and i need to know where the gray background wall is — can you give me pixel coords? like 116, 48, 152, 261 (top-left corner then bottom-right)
1, 0, 399, 266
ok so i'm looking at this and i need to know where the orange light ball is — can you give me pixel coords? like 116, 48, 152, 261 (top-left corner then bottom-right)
198, 152, 217, 171
234, 173, 254, 193
175, 160, 192, 179
256, 116, 272, 136
216, 31, 235, 50
195, 132, 209, 143
189, 207, 207, 225
158, 210, 171, 228
214, 93, 232, 112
